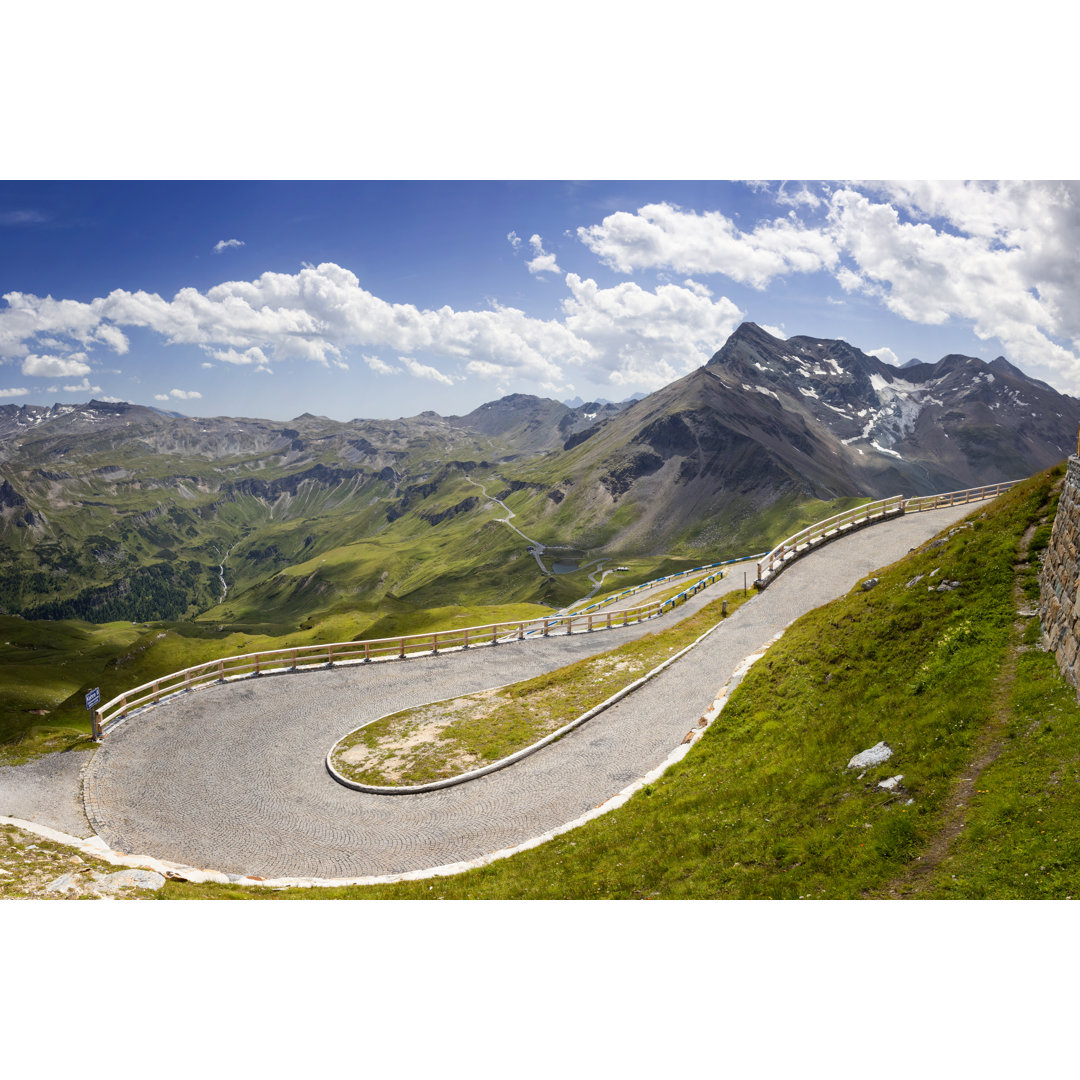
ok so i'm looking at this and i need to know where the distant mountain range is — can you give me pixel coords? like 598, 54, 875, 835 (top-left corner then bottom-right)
493, 322, 1079, 552
0, 322, 1075, 623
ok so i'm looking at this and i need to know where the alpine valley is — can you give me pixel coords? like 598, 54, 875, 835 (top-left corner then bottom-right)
1, 322, 1076, 752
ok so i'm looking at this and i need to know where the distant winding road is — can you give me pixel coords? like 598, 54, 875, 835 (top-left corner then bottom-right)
63, 502, 979, 881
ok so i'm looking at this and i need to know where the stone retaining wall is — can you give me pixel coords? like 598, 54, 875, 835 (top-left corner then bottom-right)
1040, 456, 1080, 686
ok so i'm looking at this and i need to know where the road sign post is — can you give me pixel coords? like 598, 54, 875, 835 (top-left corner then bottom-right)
86, 687, 102, 740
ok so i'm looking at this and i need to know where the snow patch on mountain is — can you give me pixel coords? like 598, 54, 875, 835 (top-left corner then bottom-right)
871, 440, 903, 459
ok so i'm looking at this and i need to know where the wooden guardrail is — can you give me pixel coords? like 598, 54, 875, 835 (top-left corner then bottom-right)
91, 568, 726, 740
91, 478, 1021, 741
755, 480, 1018, 585
569, 551, 768, 616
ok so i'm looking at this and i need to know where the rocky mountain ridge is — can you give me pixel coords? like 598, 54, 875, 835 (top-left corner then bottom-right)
0, 323, 1075, 623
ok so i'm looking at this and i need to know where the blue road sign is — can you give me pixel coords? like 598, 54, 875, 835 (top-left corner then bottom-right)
85, 687, 101, 710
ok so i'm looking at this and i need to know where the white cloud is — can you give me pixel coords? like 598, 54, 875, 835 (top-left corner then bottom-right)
21, 352, 92, 377
201, 361, 214, 368
867, 346, 899, 367
577, 201, 838, 288
206, 345, 270, 367
760, 324, 787, 341
526, 234, 563, 276
107, 263, 588, 380
0, 254, 779, 395
826, 183, 1080, 388
572, 183, 1080, 392
154, 393, 169, 401
561, 273, 744, 389
507, 231, 522, 250
0, 387, 29, 396
97, 396, 127, 403
465, 360, 506, 379
364, 354, 398, 376
398, 356, 456, 385
0, 263, 595, 389
168, 388, 202, 400
63, 379, 103, 393
774, 182, 824, 210
213, 238, 245, 253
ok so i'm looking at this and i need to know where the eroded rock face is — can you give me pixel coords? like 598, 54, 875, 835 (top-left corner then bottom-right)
1040, 457, 1080, 689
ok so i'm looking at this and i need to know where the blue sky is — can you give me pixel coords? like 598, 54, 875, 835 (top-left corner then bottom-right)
2, 179, 1080, 420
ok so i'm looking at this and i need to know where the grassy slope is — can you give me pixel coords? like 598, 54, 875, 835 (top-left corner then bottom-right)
1, 464, 827, 761
330, 584, 754, 787
157, 463, 1073, 899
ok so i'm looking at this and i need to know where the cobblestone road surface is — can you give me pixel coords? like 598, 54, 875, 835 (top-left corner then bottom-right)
39, 505, 978, 878
0, 750, 93, 835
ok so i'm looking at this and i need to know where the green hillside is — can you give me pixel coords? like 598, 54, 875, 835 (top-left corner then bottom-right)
152, 463, 1076, 899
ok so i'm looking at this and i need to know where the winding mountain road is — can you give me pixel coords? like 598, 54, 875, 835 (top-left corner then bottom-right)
59, 502, 980, 881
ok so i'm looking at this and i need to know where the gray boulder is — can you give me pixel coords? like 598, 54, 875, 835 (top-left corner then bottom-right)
847, 741, 893, 769
94, 869, 167, 894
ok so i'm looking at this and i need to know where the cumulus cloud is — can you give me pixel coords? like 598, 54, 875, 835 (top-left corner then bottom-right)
0, 386, 29, 396
0, 264, 597, 390
136, 264, 578, 378
21, 352, 92, 377
465, 359, 506, 379
213, 238, 245, 253
570, 183, 1080, 391
577, 201, 838, 287
206, 345, 270, 366
526, 234, 563, 276
63, 378, 103, 393
775, 182, 824, 210
398, 356, 456, 385
0, 295, 128, 359
561, 274, 743, 389
867, 346, 900, 367
158, 388, 202, 400
507, 231, 522, 250
364, 354, 398, 376
826, 183, 1080, 387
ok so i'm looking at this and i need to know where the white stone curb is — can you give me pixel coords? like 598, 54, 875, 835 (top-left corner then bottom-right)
1, 627, 787, 890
